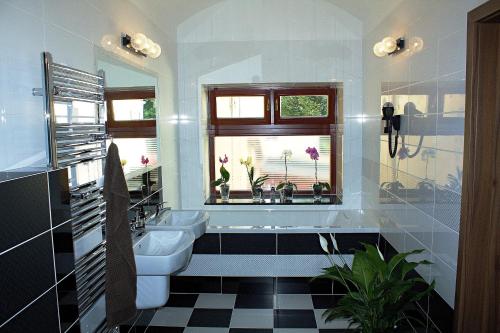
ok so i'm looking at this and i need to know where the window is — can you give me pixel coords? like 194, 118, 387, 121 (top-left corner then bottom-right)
208, 86, 336, 195
105, 87, 156, 137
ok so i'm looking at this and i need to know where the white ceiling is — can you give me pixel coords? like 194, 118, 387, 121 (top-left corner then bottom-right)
131, 0, 404, 38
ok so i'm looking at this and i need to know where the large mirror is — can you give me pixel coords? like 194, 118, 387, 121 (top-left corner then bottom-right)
95, 48, 162, 218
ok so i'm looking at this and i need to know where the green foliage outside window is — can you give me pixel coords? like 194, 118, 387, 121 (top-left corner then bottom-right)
143, 99, 156, 119
280, 95, 328, 117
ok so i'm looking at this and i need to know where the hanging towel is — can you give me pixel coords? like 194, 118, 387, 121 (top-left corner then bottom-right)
103, 142, 137, 327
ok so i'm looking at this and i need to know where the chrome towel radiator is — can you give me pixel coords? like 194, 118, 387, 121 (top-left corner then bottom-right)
35, 52, 110, 333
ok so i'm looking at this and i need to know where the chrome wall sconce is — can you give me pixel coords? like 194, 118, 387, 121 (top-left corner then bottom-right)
121, 33, 161, 59
373, 37, 405, 57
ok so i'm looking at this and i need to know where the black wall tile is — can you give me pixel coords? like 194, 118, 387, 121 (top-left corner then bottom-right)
48, 168, 71, 227
277, 277, 332, 294
428, 290, 453, 333
278, 233, 332, 254
0, 232, 55, 324
1, 288, 60, 333
170, 276, 221, 293
335, 233, 379, 254
221, 234, 276, 254
52, 220, 75, 281
57, 273, 79, 333
0, 173, 50, 252
193, 233, 220, 254
222, 277, 275, 295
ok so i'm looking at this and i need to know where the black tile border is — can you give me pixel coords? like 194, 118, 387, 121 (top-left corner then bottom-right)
193, 233, 220, 254
221, 234, 276, 255
194, 232, 380, 255
0, 231, 55, 324
223, 277, 275, 295
0, 172, 51, 253
171, 276, 222, 293
0, 287, 60, 333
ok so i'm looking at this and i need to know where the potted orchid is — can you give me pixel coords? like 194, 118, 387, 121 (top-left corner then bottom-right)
211, 154, 230, 201
305, 147, 331, 201
276, 149, 297, 202
240, 156, 269, 202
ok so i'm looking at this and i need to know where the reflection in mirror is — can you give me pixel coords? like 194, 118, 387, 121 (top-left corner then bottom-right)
96, 48, 162, 217
379, 79, 465, 205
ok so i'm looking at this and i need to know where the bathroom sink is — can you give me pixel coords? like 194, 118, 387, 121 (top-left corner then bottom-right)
134, 230, 195, 309
134, 230, 195, 275
147, 210, 209, 239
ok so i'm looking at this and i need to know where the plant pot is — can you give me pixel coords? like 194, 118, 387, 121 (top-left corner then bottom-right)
251, 186, 263, 202
313, 184, 323, 202
220, 183, 230, 202
281, 184, 294, 203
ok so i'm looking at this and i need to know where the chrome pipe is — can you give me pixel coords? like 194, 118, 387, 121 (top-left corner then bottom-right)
41, 52, 58, 168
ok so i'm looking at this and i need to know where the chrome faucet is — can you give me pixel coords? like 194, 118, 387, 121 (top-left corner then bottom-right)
155, 201, 171, 216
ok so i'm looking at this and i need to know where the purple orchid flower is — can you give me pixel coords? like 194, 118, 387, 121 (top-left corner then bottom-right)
141, 155, 149, 165
219, 154, 229, 164
306, 147, 320, 160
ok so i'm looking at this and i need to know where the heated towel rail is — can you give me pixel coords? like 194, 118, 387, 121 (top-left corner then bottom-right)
36, 52, 109, 333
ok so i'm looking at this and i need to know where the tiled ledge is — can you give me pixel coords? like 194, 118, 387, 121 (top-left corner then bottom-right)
207, 225, 380, 233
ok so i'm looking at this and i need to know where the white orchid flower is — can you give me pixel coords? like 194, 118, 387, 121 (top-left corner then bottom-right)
281, 149, 293, 159
318, 234, 330, 254
330, 233, 339, 253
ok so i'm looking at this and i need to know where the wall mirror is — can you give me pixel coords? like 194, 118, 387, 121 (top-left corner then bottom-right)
95, 47, 162, 218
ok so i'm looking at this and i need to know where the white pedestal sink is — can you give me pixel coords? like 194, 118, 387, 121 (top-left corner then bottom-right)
146, 210, 209, 239
134, 230, 194, 309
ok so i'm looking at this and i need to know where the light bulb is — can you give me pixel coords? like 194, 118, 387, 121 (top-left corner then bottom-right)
100, 35, 116, 51
373, 42, 386, 57
149, 43, 161, 58
142, 38, 152, 53
382, 37, 397, 53
410, 37, 424, 53
130, 33, 147, 50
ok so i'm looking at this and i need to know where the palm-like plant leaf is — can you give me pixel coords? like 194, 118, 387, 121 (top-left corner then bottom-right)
316, 243, 435, 333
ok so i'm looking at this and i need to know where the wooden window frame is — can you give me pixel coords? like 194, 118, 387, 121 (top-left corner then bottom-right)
209, 88, 271, 125
208, 86, 337, 197
105, 86, 156, 138
274, 87, 336, 124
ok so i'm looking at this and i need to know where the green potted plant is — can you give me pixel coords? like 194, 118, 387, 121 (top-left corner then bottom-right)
240, 156, 269, 202
211, 154, 230, 201
316, 234, 435, 333
276, 149, 297, 202
305, 146, 330, 201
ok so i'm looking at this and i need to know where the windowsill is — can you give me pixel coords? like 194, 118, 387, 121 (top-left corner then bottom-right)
204, 194, 342, 205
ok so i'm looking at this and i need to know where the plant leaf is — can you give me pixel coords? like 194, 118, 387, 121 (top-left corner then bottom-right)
220, 165, 230, 182
211, 178, 223, 187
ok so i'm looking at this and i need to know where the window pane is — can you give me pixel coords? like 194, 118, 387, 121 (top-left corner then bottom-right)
112, 98, 156, 121
280, 95, 328, 118
216, 96, 265, 118
214, 136, 330, 191
107, 137, 158, 175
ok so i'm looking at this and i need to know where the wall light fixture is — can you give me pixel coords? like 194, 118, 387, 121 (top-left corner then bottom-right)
121, 33, 161, 59
373, 37, 405, 57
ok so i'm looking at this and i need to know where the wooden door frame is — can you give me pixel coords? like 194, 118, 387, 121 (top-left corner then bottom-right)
454, 0, 500, 331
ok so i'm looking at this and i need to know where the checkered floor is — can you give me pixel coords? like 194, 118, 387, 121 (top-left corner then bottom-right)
144, 293, 352, 332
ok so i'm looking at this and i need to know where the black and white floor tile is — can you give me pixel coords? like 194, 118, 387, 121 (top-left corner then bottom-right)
139, 293, 352, 332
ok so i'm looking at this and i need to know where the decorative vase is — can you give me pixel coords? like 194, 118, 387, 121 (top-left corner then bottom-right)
282, 184, 294, 203
220, 183, 230, 202
313, 184, 322, 202
251, 185, 263, 202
